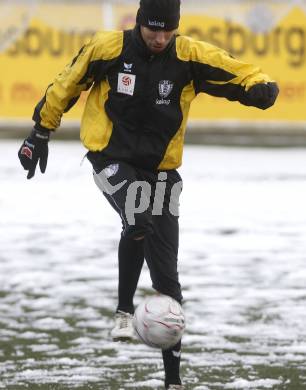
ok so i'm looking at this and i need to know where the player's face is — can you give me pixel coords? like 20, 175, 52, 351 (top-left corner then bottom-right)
140, 26, 176, 54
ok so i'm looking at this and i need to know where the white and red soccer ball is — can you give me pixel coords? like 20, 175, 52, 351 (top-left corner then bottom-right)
133, 294, 185, 350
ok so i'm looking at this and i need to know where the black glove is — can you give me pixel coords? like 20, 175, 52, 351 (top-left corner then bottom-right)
18, 128, 50, 179
246, 82, 279, 110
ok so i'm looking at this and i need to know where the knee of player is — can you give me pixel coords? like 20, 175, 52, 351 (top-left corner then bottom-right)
122, 214, 153, 239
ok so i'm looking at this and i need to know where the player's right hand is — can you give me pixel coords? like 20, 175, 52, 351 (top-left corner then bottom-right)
18, 128, 50, 179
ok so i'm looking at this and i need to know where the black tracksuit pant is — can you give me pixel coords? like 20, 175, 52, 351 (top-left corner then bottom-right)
92, 160, 183, 388
93, 160, 183, 305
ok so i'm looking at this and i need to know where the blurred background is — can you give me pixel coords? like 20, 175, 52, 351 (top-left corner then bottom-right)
0, 0, 305, 145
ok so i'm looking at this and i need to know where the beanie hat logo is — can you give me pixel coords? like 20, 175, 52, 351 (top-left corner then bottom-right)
136, 0, 181, 31
148, 20, 165, 28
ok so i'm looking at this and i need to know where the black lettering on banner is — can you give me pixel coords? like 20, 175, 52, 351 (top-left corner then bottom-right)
5, 28, 96, 58
250, 33, 270, 56
183, 21, 306, 68
3, 19, 305, 68
47, 30, 65, 57
206, 27, 222, 48
24, 28, 42, 56
225, 22, 247, 56
272, 27, 282, 55
285, 27, 305, 67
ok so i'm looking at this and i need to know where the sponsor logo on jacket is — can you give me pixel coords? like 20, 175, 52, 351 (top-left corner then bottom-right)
123, 63, 133, 73
117, 73, 136, 96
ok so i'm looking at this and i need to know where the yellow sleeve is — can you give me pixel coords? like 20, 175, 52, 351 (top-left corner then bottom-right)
33, 31, 124, 130
176, 36, 274, 103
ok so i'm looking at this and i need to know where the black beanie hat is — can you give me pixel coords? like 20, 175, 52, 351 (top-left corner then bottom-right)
136, 0, 181, 31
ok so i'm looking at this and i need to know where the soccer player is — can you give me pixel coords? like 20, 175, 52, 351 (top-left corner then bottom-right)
18, 0, 279, 388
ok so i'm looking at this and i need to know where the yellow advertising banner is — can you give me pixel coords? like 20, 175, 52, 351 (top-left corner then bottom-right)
179, 6, 306, 121
0, 2, 305, 122
0, 3, 100, 119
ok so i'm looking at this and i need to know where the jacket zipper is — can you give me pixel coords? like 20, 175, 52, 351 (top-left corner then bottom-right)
135, 54, 155, 162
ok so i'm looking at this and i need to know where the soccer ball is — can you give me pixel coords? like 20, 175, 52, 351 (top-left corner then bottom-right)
133, 294, 185, 350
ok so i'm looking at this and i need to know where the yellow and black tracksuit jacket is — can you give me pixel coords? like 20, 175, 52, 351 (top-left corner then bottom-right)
33, 26, 274, 171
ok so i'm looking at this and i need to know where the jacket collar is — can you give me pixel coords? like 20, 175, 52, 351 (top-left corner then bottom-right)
131, 25, 176, 60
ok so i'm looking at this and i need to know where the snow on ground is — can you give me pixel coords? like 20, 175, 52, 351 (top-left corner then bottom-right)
0, 140, 306, 389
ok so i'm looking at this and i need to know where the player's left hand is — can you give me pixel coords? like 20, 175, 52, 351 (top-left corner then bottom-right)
247, 82, 279, 110
18, 128, 50, 179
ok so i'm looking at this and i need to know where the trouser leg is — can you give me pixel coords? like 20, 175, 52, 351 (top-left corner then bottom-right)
117, 236, 144, 314
163, 340, 182, 388
142, 169, 183, 387
145, 212, 182, 387
93, 162, 152, 313
143, 169, 183, 302
93, 163, 183, 386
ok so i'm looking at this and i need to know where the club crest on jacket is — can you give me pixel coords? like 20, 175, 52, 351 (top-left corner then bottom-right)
158, 80, 174, 99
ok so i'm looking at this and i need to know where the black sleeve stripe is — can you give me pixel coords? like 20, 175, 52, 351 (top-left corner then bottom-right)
78, 57, 121, 85
192, 61, 236, 87
32, 95, 46, 124
70, 46, 85, 67
201, 82, 243, 101
201, 82, 272, 108
70, 48, 103, 85
63, 96, 80, 113
32, 84, 53, 126
77, 60, 99, 85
